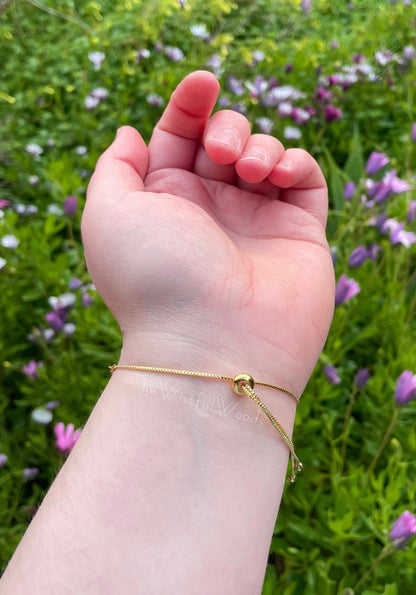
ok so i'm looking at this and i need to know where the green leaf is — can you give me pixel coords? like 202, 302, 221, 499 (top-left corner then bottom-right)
344, 122, 365, 184
261, 564, 278, 595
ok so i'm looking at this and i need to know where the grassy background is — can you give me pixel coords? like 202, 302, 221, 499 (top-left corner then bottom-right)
0, 0, 415, 593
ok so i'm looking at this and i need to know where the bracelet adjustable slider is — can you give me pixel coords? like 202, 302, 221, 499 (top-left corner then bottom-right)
109, 364, 302, 482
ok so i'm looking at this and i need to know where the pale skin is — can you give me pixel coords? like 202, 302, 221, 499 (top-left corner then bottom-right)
0, 71, 334, 594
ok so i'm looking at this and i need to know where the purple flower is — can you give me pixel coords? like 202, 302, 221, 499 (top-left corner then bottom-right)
412, 123, 416, 142
365, 151, 389, 175
354, 368, 371, 388
82, 292, 93, 307
64, 195, 78, 217
394, 370, 416, 405
45, 310, 67, 331
69, 277, 83, 290
22, 467, 39, 481
245, 76, 268, 98
227, 76, 244, 96
46, 400, 60, 410
165, 46, 184, 62
381, 218, 416, 247
335, 274, 360, 306
324, 364, 341, 385
0, 453, 8, 468
344, 181, 356, 200
205, 54, 222, 75
146, 93, 164, 108
291, 107, 310, 125
367, 243, 382, 261
407, 200, 416, 222
390, 511, 416, 549
403, 45, 415, 61
327, 75, 340, 86
22, 360, 43, 380
348, 246, 368, 268
325, 105, 342, 122
54, 422, 82, 454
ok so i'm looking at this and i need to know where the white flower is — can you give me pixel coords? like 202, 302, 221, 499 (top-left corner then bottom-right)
26, 143, 43, 157
88, 51, 105, 70
255, 118, 273, 134
43, 329, 55, 342
283, 126, 302, 140
47, 204, 63, 216
31, 407, 53, 425
63, 322, 76, 336
28, 175, 40, 186
75, 146, 88, 156
85, 95, 100, 110
190, 24, 209, 39
0, 257, 6, 270
48, 293, 76, 310
146, 93, 165, 107
90, 87, 109, 100
278, 102, 293, 117
1, 234, 19, 249
252, 50, 265, 63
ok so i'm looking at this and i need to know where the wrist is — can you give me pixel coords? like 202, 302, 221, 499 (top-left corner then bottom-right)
119, 322, 310, 400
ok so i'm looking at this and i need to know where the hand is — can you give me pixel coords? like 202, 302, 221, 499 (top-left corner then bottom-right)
82, 71, 334, 395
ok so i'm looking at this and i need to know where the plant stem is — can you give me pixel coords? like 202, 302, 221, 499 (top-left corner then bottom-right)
367, 408, 399, 475
24, 0, 92, 32
340, 387, 357, 473
353, 545, 395, 591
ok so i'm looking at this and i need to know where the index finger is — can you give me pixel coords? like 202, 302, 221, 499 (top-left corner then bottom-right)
147, 70, 220, 174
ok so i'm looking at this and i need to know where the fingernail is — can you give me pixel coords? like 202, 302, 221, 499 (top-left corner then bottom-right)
207, 128, 240, 150
239, 148, 267, 163
116, 127, 123, 139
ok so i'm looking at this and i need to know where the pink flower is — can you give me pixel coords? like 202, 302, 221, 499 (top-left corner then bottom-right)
325, 105, 342, 122
22, 360, 43, 380
54, 422, 82, 454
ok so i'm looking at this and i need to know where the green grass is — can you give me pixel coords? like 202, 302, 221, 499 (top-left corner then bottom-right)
0, 0, 416, 592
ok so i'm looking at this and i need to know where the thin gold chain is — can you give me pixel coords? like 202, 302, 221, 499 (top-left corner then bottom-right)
108, 364, 300, 405
109, 364, 302, 482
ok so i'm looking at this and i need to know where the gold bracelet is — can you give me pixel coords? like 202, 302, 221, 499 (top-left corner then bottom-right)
109, 364, 303, 482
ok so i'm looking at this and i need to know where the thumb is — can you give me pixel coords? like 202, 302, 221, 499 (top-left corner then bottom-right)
85, 125, 148, 214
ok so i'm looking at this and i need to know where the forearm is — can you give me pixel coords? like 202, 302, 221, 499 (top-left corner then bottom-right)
0, 343, 299, 595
